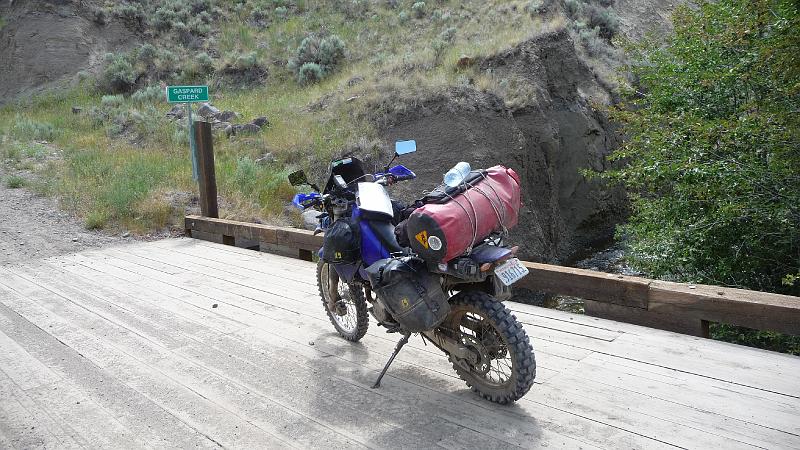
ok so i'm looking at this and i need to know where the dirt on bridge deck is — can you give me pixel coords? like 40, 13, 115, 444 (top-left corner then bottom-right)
0, 238, 798, 449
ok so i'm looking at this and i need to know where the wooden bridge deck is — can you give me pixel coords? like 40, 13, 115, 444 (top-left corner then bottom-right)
0, 238, 798, 449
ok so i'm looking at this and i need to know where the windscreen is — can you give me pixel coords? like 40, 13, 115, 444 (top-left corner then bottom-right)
323, 157, 366, 193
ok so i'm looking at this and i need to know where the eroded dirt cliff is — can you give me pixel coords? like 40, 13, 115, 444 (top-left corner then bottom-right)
381, 30, 627, 263
0, 0, 136, 104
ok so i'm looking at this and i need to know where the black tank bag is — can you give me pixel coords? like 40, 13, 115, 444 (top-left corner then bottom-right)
322, 218, 360, 264
366, 257, 450, 332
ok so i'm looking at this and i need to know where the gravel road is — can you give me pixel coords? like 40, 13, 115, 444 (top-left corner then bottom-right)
0, 170, 128, 264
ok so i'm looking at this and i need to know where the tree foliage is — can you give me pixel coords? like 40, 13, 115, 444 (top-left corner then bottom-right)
605, 0, 800, 296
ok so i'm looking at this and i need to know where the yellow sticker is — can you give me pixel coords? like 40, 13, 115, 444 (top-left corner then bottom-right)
335, 251, 342, 260
401, 298, 410, 309
415, 230, 429, 249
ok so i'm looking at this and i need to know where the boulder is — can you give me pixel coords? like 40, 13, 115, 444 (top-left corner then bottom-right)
215, 110, 238, 122
212, 121, 231, 130
196, 102, 220, 118
251, 116, 269, 127
255, 153, 275, 165
456, 55, 474, 69
347, 75, 365, 87
166, 104, 185, 119
301, 209, 320, 231
237, 123, 261, 135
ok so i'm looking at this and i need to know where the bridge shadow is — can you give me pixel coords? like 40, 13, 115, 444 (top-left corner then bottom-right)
303, 330, 544, 448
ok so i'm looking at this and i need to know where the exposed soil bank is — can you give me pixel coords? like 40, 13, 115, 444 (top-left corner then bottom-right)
381, 30, 628, 264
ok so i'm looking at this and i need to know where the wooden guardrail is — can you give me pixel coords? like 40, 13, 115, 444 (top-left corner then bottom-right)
185, 215, 800, 339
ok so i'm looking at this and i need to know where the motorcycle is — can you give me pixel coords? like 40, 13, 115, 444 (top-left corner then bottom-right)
288, 140, 535, 404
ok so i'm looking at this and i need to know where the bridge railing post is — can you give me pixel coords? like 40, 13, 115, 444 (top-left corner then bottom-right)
193, 120, 219, 219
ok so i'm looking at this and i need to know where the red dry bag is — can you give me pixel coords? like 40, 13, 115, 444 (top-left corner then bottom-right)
406, 165, 522, 263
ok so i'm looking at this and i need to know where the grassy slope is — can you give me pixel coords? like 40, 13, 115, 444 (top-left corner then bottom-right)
0, 0, 575, 233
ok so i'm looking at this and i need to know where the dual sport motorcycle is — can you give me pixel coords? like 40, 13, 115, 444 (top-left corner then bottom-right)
289, 140, 535, 404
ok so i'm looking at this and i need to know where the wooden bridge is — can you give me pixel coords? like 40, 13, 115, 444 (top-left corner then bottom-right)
1, 234, 799, 449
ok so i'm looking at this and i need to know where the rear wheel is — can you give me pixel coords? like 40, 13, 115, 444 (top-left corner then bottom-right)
317, 261, 369, 342
444, 291, 535, 404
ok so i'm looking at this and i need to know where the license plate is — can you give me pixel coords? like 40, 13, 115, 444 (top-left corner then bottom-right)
494, 258, 529, 286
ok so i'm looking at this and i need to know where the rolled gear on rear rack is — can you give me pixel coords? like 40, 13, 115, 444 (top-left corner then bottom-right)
405, 165, 522, 264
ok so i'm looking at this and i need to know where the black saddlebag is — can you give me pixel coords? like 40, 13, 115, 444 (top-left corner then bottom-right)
366, 257, 450, 332
322, 218, 360, 264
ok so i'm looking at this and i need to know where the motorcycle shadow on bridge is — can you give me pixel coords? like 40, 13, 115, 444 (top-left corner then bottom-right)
303, 330, 544, 447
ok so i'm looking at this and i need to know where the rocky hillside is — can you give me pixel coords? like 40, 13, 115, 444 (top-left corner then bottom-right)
0, 0, 681, 263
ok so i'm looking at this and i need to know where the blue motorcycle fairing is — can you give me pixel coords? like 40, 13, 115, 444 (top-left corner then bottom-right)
374, 164, 416, 182
354, 206, 393, 266
292, 192, 322, 210
317, 205, 393, 284
387, 164, 416, 180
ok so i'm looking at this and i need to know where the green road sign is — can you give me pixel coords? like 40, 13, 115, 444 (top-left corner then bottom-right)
166, 85, 209, 103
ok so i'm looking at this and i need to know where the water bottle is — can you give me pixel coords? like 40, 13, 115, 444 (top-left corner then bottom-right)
443, 162, 471, 187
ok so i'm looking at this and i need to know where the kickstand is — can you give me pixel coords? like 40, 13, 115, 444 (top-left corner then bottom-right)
372, 332, 411, 389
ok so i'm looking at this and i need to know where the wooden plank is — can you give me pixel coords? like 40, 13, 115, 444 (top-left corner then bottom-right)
0, 329, 61, 390
649, 281, 800, 335
584, 300, 707, 337
185, 215, 322, 250
518, 261, 650, 309
0, 371, 83, 450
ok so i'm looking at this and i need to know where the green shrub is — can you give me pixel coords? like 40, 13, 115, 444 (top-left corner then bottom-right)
288, 34, 347, 84
100, 53, 139, 93
234, 51, 260, 70
91, 7, 108, 25
584, 4, 619, 39
274, 6, 288, 19
432, 39, 448, 64
398, 11, 409, 23
524, 0, 549, 15
85, 209, 109, 230
411, 1, 426, 18
11, 116, 59, 141
131, 85, 164, 103
219, 51, 267, 86
439, 27, 456, 42
234, 156, 259, 197
5, 175, 25, 189
101, 94, 125, 108
1, 142, 21, 162
341, 0, 370, 19
113, 3, 146, 27
575, 22, 608, 56
152, 0, 214, 35
298, 62, 324, 84
565, 0, 582, 18
711, 323, 800, 355
138, 43, 158, 66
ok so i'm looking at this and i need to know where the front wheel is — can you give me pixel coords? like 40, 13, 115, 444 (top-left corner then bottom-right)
445, 291, 536, 404
317, 261, 369, 342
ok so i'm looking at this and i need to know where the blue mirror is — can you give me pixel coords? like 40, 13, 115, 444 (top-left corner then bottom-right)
395, 140, 417, 155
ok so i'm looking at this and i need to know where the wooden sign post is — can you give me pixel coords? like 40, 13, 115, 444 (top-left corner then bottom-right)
193, 121, 218, 218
